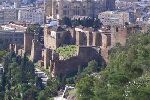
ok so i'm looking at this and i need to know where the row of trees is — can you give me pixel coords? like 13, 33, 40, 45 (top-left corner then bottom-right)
76, 33, 150, 100
60, 17, 102, 29
26, 24, 43, 35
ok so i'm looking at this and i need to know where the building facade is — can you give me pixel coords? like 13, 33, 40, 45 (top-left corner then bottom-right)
0, 23, 26, 49
106, 0, 116, 11
49, 0, 116, 19
98, 11, 129, 26
18, 7, 44, 24
0, 9, 18, 24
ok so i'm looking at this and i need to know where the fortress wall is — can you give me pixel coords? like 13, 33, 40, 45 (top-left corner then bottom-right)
51, 46, 102, 76
111, 26, 128, 47
24, 33, 34, 53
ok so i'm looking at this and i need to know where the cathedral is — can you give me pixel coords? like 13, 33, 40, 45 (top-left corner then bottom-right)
45, 0, 116, 19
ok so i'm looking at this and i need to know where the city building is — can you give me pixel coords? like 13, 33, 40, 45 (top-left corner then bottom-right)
49, 0, 116, 19
18, 7, 45, 24
0, 8, 18, 24
106, 0, 116, 11
98, 11, 129, 26
0, 23, 26, 49
45, 0, 52, 17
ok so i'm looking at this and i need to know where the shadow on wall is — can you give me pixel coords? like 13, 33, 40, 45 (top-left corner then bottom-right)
52, 46, 106, 76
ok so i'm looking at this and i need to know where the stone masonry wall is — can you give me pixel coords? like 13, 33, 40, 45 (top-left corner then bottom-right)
50, 46, 103, 76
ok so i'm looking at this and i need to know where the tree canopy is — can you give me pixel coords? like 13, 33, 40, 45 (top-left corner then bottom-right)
76, 33, 150, 100
61, 17, 102, 30
0, 52, 60, 100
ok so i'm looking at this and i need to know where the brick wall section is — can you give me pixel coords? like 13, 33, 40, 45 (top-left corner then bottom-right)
24, 33, 34, 53
50, 46, 102, 76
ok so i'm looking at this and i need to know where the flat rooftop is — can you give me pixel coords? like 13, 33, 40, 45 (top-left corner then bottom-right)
0, 24, 27, 32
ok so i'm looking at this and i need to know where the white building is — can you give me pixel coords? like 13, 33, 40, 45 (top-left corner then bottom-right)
50, 0, 115, 19
98, 11, 129, 26
0, 23, 26, 49
0, 8, 18, 24
18, 7, 44, 24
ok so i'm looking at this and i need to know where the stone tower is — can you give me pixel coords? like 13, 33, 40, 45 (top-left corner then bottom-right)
44, 26, 67, 50
24, 33, 34, 54
43, 48, 52, 69
30, 33, 42, 62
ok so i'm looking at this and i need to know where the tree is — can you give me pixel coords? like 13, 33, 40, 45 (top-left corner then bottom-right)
23, 85, 38, 100
43, 78, 60, 97
61, 17, 72, 27
76, 76, 95, 100
35, 77, 44, 90
72, 19, 80, 27
38, 91, 47, 100
0, 92, 4, 100
76, 33, 150, 99
82, 60, 99, 76
1, 53, 41, 99
92, 19, 102, 30
26, 24, 43, 35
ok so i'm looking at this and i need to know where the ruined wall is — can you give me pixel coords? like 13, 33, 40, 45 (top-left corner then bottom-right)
43, 49, 52, 69
42, 26, 129, 77
50, 46, 103, 76
24, 33, 34, 53
101, 33, 111, 48
44, 26, 73, 49
44, 26, 52, 48
111, 26, 127, 46
75, 29, 102, 47
30, 34, 42, 62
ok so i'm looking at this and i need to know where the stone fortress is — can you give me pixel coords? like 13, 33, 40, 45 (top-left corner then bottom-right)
9, 21, 150, 77
20, 24, 128, 77
8, 0, 150, 77
6, 21, 150, 79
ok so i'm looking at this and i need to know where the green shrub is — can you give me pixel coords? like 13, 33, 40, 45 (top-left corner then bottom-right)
56, 45, 77, 60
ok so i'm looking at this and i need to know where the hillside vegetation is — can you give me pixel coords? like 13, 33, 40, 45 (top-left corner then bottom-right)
56, 45, 78, 60
0, 50, 7, 62
76, 33, 150, 100
0, 53, 60, 100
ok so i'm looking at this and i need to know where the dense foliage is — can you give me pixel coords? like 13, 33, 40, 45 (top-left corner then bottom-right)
56, 45, 77, 60
61, 17, 102, 30
26, 24, 43, 35
0, 52, 60, 100
0, 50, 7, 62
76, 33, 150, 100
